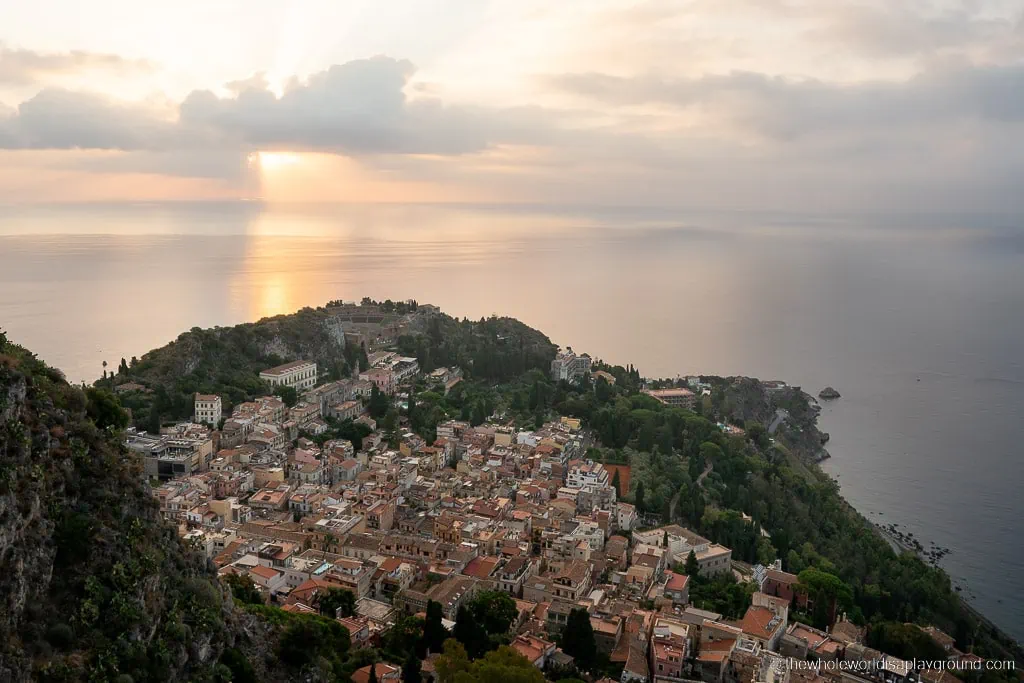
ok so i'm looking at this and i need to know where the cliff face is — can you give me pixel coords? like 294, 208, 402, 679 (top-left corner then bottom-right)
716, 377, 830, 462
0, 339, 270, 682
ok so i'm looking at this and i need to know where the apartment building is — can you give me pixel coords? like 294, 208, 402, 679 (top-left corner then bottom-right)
260, 360, 317, 390
550, 347, 592, 382
194, 393, 222, 426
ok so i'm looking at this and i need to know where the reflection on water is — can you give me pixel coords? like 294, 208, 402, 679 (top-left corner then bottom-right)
1, 202, 1023, 640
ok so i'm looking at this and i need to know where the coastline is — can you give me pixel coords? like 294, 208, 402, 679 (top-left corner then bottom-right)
812, 401, 1023, 654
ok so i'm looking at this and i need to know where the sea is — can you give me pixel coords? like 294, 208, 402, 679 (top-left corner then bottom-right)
1, 201, 1022, 641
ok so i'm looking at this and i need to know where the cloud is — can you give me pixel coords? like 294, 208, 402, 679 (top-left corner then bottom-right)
2, 89, 178, 150
1, 47, 1023, 211
0, 56, 560, 156
552, 62, 1024, 138
0, 43, 153, 85
811, 2, 1019, 57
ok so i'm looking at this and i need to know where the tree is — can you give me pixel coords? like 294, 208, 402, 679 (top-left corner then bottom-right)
867, 622, 948, 661
685, 550, 700, 577
407, 393, 418, 429
469, 590, 517, 636
318, 587, 356, 618
277, 613, 351, 670
359, 342, 370, 372
85, 388, 129, 431
403, 650, 423, 683
383, 615, 427, 661
223, 573, 263, 605
453, 604, 489, 659
470, 401, 487, 426
273, 385, 298, 407
436, 641, 544, 683
635, 481, 646, 512
423, 600, 449, 655
797, 568, 853, 630
368, 662, 379, 683
560, 608, 597, 671
436, 639, 471, 683
610, 468, 621, 495
368, 384, 390, 418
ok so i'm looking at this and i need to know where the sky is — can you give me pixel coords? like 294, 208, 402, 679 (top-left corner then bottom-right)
1, 0, 1022, 210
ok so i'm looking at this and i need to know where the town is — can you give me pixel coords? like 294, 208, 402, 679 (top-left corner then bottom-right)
117, 302, 984, 683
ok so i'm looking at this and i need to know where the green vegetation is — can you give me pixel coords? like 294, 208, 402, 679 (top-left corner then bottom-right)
109, 305, 557, 436
685, 573, 755, 619
423, 600, 450, 655
796, 568, 855, 630
6, 298, 1024, 679
317, 587, 356, 619
0, 334, 256, 681
435, 640, 545, 683
407, 349, 1021, 671
684, 550, 699, 577
273, 385, 298, 407
450, 591, 519, 660
467, 590, 518, 638
224, 573, 265, 606
866, 622, 949, 661
0, 331, 374, 682
559, 609, 597, 672
396, 315, 557, 383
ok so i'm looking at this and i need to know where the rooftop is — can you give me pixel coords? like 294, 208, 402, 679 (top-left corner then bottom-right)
260, 359, 316, 376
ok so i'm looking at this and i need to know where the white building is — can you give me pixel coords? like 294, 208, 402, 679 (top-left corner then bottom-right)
194, 393, 222, 426
260, 360, 317, 391
616, 502, 638, 532
551, 347, 592, 382
567, 460, 609, 489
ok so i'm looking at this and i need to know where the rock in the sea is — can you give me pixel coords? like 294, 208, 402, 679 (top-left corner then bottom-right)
819, 386, 841, 400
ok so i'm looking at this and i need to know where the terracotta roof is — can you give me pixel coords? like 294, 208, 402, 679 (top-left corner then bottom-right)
249, 565, 280, 580
740, 606, 782, 640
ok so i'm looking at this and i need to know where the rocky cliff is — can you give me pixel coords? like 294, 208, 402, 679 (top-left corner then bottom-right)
0, 334, 292, 682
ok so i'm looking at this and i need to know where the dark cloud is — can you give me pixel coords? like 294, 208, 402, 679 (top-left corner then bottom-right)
0, 43, 152, 85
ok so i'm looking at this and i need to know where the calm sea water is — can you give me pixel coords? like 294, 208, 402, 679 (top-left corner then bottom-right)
1, 202, 1022, 640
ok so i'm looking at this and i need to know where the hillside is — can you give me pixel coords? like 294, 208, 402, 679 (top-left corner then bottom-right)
108, 301, 557, 430
0, 332, 321, 682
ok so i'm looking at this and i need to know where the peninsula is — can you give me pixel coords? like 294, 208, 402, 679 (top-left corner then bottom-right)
1, 299, 1019, 683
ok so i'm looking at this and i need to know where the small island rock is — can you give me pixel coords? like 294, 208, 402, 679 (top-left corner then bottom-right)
819, 386, 841, 400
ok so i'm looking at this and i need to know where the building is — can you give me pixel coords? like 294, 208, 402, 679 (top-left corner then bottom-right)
260, 360, 317, 391
616, 502, 637, 532
662, 570, 690, 605
329, 400, 362, 421
739, 603, 787, 651
633, 525, 732, 577
642, 388, 696, 409
360, 367, 395, 395
510, 634, 558, 668
351, 663, 401, 683
551, 347, 592, 382
567, 460, 610, 489
651, 617, 689, 680
127, 428, 213, 481
194, 394, 222, 426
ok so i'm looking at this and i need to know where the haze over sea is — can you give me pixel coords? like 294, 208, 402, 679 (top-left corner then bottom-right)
2, 202, 1022, 641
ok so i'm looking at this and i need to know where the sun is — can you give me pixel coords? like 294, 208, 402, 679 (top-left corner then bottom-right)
255, 151, 301, 169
